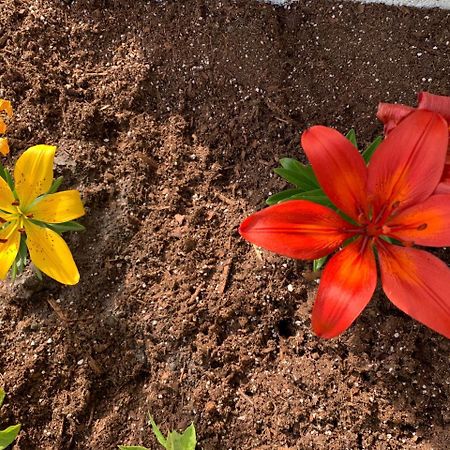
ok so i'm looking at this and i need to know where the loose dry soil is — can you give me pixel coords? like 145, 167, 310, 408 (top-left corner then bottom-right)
0, 0, 449, 449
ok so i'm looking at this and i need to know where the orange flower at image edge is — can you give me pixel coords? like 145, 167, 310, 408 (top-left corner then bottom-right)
0, 145, 85, 284
0, 99, 13, 156
240, 110, 450, 339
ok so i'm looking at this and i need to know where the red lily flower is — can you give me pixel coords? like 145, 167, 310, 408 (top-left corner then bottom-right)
378, 91, 450, 194
240, 110, 450, 339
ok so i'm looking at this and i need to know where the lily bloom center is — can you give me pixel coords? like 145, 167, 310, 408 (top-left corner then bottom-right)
342, 200, 428, 245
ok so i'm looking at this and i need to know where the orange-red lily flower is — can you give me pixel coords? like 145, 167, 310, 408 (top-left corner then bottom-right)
378, 91, 450, 194
240, 110, 450, 339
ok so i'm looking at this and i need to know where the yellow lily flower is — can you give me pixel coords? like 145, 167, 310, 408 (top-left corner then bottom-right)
0, 145, 85, 284
0, 99, 13, 156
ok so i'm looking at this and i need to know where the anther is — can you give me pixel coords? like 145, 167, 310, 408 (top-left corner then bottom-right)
18, 228, 25, 234
391, 201, 400, 210
417, 223, 427, 231
11, 200, 19, 206
381, 225, 392, 234
0, 217, 6, 224
0, 238, 7, 243
357, 212, 365, 224
26, 213, 33, 218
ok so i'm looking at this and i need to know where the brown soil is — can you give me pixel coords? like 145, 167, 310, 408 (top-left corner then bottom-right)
0, 0, 449, 449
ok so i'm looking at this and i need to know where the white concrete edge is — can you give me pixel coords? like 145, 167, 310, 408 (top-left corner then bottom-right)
263, 0, 450, 9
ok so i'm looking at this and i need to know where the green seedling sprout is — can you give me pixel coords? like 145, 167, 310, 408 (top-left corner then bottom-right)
0, 388, 20, 450
119, 416, 196, 450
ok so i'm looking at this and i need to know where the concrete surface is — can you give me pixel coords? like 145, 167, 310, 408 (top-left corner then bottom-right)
264, 0, 450, 8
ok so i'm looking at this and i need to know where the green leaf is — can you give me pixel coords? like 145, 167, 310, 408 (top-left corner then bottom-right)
166, 423, 196, 450
44, 221, 86, 234
274, 158, 319, 190
0, 165, 6, 184
0, 424, 21, 450
313, 255, 328, 272
3, 169, 14, 191
288, 189, 335, 209
47, 176, 64, 194
33, 265, 43, 281
266, 188, 304, 205
345, 129, 357, 147
11, 236, 28, 280
362, 136, 382, 164
118, 447, 149, 450
0, 388, 5, 408
149, 416, 167, 448
10, 259, 18, 282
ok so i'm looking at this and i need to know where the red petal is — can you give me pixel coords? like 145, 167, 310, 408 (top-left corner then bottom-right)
418, 91, 450, 122
368, 110, 448, 215
239, 200, 352, 260
301, 125, 368, 221
312, 238, 377, 339
386, 194, 450, 247
377, 102, 415, 135
378, 244, 450, 339
435, 182, 450, 194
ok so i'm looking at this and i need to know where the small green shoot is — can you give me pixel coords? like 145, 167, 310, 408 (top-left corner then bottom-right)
119, 416, 196, 450
346, 128, 357, 147
0, 388, 20, 450
313, 255, 328, 272
362, 135, 383, 163
47, 176, 64, 194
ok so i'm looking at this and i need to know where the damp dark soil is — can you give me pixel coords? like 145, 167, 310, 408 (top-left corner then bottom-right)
0, 0, 449, 449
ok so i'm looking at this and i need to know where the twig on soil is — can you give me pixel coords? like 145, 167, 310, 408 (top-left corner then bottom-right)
87, 354, 103, 376
47, 299, 70, 322
47, 299, 94, 323
238, 388, 254, 406
214, 190, 235, 206
275, 116, 290, 124
217, 257, 233, 294
252, 244, 264, 262
188, 283, 204, 305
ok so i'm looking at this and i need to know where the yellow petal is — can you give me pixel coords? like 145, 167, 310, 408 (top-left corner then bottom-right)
0, 138, 9, 156
14, 145, 56, 208
24, 220, 80, 285
29, 190, 85, 223
0, 176, 16, 214
0, 221, 20, 279
0, 119, 6, 135
0, 99, 13, 117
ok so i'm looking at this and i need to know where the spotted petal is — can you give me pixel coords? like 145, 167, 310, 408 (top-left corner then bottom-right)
24, 220, 80, 285
368, 110, 448, 215
378, 244, 450, 339
0, 176, 16, 215
0, 221, 20, 279
29, 190, 85, 224
386, 194, 450, 247
14, 145, 56, 209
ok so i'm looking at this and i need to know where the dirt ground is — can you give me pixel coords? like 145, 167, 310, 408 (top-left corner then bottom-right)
0, 0, 449, 449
